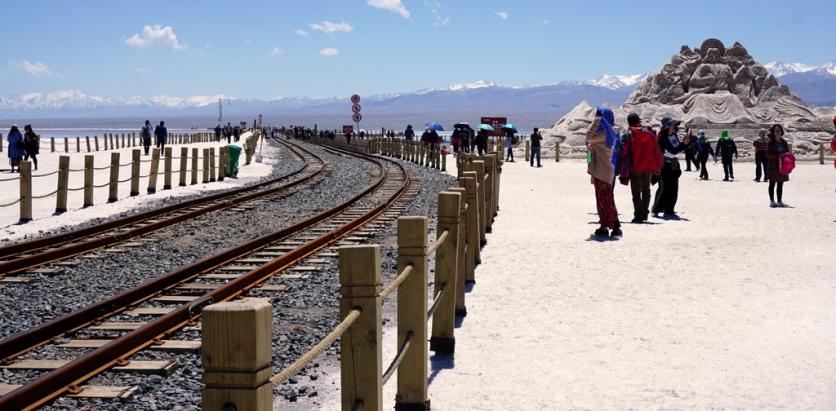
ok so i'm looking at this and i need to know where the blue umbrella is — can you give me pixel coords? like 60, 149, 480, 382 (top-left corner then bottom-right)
425, 122, 444, 132
478, 124, 495, 131
501, 123, 518, 132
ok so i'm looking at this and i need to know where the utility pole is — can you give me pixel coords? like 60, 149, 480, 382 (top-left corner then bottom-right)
218, 98, 231, 124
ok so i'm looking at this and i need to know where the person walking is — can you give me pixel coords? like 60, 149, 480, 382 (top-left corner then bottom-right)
475, 129, 488, 156
504, 128, 516, 162
622, 113, 663, 223
714, 129, 738, 181
695, 130, 716, 180
224, 122, 233, 144
404, 125, 415, 141
683, 128, 700, 172
141, 120, 153, 155
233, 125, 241, 142
154, 121, 168, 153
652, 117, 687, 219
6, 125, 24, 173
529, 128, 542, 167
451, 127, 463, 156
753, 129, 768, 182
766, 124, 790, 207
214, 124, 222, 143
586, 107, 622, 237
22, 125, 40, 170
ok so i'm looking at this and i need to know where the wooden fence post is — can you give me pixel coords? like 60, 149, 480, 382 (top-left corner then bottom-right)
179, 147, 188, 186
218, 146, 226, 181
460, 172, 480, 273
55, 155, 70, 213
202, 148, 210, 183
191, 148, 199, 185
448, 186, 468, 316
471, 160, 487, 247
395, 217, 429, 409
19, 161, 32, 223
79, 154, 94, 207
148, 148, 160, 194
109, 133, 114, 151
202, 298, 273, 411
483, 154, 496, 233
85, 136, 91, 153
441, 149, 447, 172
209, 148, 216, 182
163, 147, 173, 190
820, 143, 825, 165
63, 137, 68, 153
107, 152, 120, 203
431, 193, 461, 355
76, 137, 80, 153
50, 138, 55, 153
339, 245, 383, 411
130, 149, 140, 196
525, 140, 530, 162
555, 141, 560, 162
94, 136, 99, 152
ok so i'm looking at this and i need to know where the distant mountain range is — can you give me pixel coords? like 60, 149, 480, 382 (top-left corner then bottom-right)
0, 64, 831, 130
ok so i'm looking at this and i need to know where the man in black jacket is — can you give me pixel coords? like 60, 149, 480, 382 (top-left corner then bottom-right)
154, 121, 167, 153
652, 117, 687, 218
529, 128, 542, 167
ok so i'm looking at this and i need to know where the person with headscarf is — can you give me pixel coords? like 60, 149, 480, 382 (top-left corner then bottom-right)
695, 130, 716, 180
22, 125, 40, 170
753, 129, 768, 182
586, 107, 622, 237
766, 124, 790, 207
651, 117, 687, 219
714, 129, 738, 181
6, 125, 24, 173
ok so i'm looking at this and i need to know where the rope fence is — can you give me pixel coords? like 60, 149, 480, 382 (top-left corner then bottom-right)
2, 131, 260, 223
201, 143, 504, 410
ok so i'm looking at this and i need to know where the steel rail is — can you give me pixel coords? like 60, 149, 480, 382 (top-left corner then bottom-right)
0, 140, 323, 275
0, 141, 412, 410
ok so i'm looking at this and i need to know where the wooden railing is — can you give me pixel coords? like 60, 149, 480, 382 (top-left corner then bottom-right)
199, 143, 504, 410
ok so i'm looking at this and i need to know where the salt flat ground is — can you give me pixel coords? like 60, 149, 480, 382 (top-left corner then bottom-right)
319, 158, 836, 410
0, 132, 278, 241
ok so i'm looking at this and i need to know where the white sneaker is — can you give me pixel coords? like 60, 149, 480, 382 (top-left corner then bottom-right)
770, 201, 778, 208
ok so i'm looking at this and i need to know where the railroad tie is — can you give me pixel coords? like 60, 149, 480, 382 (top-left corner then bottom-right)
1, 359, 176, 375
0, 384, 137, 400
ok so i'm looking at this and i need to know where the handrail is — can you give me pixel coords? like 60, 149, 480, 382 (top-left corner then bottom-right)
380, 264, 413, 300
427, 283, 447, 318
425, 229, 449, 255
381, 331, 414, 385
270, 308, 362, 386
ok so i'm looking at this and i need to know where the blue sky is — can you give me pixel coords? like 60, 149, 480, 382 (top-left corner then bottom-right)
1, 0, 833, 99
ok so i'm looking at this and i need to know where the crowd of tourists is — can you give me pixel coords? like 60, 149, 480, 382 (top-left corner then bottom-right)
583, 107, 832, 239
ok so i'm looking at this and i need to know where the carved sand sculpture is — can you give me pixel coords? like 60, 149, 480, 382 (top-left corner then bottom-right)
544, 39, 836, 158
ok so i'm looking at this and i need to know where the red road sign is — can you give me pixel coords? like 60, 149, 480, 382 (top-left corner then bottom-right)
351, 104, 361, 113
343, 125, 354, 134
481, 116, 507, 137
351, 94, 361, 104
352, 113, 363, 122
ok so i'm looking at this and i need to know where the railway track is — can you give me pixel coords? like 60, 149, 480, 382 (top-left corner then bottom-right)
0, 139, 420, 410
0, 138, 328, 281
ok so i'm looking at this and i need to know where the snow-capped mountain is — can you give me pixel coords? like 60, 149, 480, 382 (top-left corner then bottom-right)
559, 74, 646, 90
765, 60, 836, 77
446, 80, 497, 91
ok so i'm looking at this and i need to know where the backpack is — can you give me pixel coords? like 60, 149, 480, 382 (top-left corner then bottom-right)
779, 152, 796, 175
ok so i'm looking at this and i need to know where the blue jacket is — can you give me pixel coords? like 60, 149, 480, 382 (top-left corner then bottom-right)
7, 129, 24, 158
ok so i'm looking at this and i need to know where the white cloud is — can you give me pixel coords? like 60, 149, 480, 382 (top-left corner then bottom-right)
308, 21, 354, 35
367, 0, 410, 18
424, 0, 449, 27
124, 25, 187, 51
319, 48, 339, 57
294, 29, 309, 37
271, 47, 284, 57
9, 60, 58, 77
495, 11, 509, 20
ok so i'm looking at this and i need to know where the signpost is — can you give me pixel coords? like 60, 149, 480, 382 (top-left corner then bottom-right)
351, 94, 362, 136
480, 116, 507, 137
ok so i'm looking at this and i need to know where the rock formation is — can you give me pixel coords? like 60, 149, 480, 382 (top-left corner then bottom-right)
544, 39, 836, 158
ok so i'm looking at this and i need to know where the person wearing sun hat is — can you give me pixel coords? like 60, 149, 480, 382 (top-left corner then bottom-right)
651, 116, 687, 219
